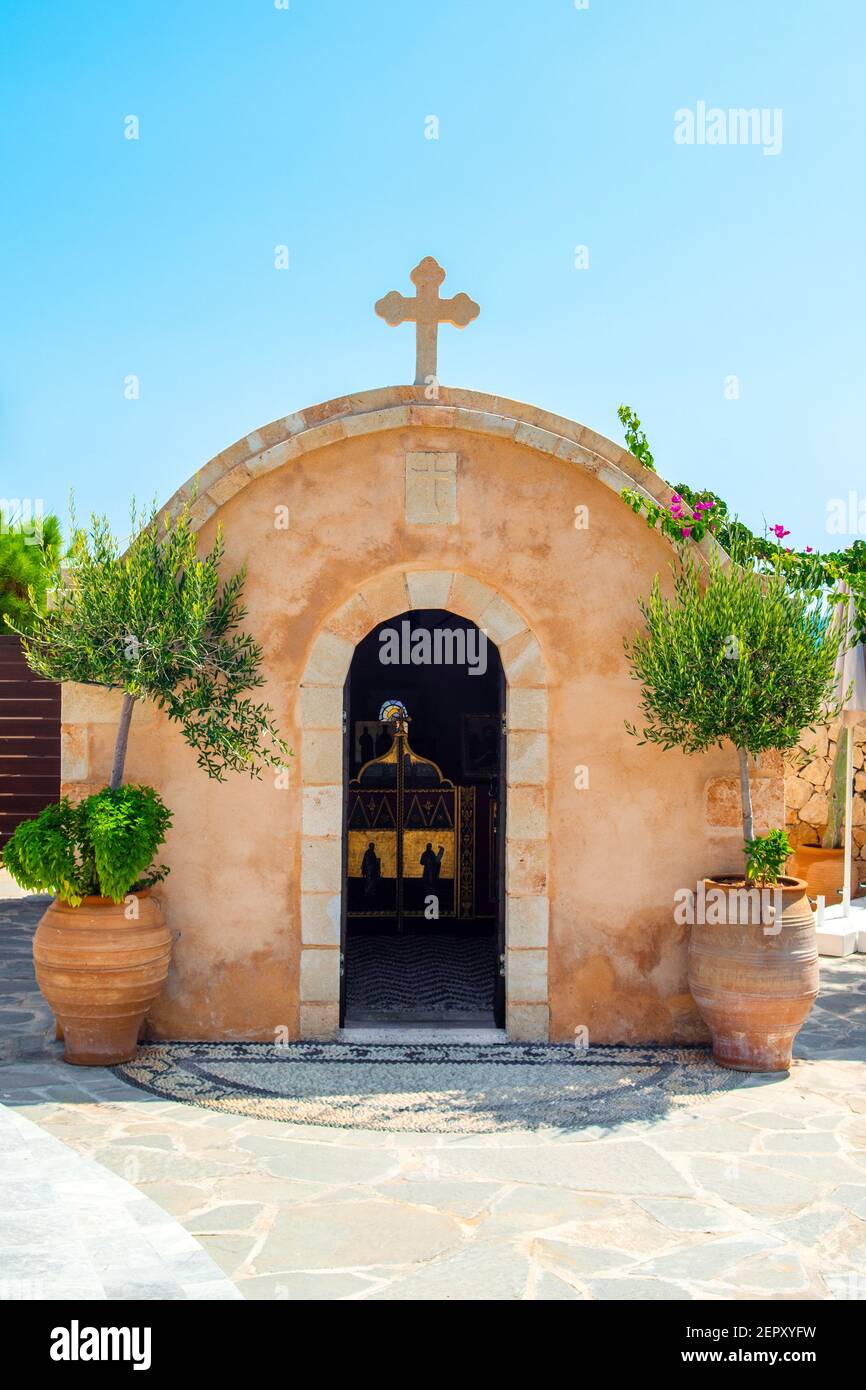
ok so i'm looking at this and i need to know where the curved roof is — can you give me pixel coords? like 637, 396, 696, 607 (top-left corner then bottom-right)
159, 385, 679, 534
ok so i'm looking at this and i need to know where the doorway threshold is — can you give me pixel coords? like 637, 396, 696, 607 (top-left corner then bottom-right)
340, 1024, 507, 1045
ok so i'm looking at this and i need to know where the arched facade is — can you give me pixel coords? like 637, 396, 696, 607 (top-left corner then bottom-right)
61, 386, 785, 1044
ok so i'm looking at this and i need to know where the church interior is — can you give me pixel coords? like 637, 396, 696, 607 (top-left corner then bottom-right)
342, 610, 504, 1028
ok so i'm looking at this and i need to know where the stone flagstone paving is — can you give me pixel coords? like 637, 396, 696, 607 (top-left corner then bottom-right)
0, 1103, 242, 1301
1, 891, 866, 1300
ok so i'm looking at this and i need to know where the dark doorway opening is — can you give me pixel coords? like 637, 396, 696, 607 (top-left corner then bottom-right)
341, 609, 505, 1029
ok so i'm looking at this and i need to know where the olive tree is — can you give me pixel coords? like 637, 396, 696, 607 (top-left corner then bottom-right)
17, 505, 289, 788
624, 552, 844, 846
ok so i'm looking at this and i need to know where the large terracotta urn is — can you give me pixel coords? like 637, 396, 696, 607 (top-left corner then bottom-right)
688, 877, 818, 1072
33, 890, 172, 1066
792, 845, 845, 907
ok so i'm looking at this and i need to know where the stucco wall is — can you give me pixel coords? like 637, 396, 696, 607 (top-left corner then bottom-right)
61, 387, 784, 1045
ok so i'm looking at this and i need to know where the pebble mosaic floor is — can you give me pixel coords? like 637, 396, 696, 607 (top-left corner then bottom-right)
113, 1039, 744, 1133
344, 928, 495, 1022
2, 891, 866, 1301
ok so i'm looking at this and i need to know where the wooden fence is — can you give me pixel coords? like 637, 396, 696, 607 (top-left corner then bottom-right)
0, 634, 61, 848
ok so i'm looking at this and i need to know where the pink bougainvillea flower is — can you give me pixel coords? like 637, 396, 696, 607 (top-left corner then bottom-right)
806, 546, 814, 553
681, 526, 692, 538
772, 523, 790, 540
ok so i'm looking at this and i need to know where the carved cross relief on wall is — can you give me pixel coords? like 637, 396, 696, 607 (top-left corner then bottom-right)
404, 451, 458, 525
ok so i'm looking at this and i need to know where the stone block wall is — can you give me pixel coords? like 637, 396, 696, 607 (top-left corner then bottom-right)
785, 719, 866, 892
702, 750, 785, 839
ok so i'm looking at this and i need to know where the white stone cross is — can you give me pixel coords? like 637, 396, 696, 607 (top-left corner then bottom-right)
375, 256, 480, 386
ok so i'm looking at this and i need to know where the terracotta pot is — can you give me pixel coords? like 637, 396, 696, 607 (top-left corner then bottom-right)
688, 877, 818, 1072
33, 891, 172, 1066
792, 845, 845, 906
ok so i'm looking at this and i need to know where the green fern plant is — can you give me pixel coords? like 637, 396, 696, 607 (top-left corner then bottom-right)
745, 828, 794, 886
3, 786, 172, 905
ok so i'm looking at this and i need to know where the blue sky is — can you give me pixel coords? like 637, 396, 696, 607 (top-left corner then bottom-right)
2, 0, 864, 551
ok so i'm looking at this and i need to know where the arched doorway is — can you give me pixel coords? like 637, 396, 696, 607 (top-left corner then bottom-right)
341, 609, 505, 1029
297, 565, 551, 1043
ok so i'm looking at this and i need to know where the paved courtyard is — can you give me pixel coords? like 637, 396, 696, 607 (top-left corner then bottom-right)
2, 890, 866, 1301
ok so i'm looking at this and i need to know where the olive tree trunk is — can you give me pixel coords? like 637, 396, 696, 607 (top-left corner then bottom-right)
736, 745, 754, 845
109, 693, 137, 790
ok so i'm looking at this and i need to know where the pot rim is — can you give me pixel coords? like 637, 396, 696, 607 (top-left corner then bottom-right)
794, 845, 844, 857
54, 888, 153, 908
702, 875, 807, 892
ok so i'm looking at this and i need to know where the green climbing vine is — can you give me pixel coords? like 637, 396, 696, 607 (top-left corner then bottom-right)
617, 404, 866, 643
